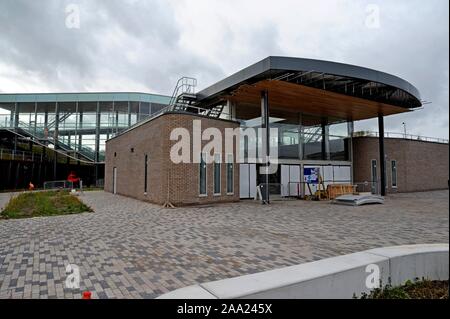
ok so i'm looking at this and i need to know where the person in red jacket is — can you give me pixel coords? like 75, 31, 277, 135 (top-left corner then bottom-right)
67, 172, 80, 188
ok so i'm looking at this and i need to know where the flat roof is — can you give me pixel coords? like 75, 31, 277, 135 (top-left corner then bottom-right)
0, 92, 171, 104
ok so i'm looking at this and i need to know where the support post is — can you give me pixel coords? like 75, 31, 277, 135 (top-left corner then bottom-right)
261, 90, 270, 205
137, 101, 141, 123
53, 102, 59, 180
378, 114, 386, 196
14, 102, 19, 129
78, 111, 83, 151
298, 113, 303, 160
321, 118, 330, 160
347, 121, 355, 184
127, 101, 131, 127
54, 102, 60, 149
34, 101, 38, 136
13, 102, 19, 151
75, 101, 79, 149
9, 106, 14, 128
95, 101, 101, 184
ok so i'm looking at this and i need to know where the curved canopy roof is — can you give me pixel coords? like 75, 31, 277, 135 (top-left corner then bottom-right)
198, 56, 422, 121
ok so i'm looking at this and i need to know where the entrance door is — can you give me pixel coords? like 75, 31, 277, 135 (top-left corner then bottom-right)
281, 165, 301, 197
113, 167, 117, 195
239, 164, 257, 199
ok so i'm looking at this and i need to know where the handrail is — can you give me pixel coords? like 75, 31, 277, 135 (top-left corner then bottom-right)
169, 77, 198, 107
0, 128, 101, 164
353, 131, 449, 144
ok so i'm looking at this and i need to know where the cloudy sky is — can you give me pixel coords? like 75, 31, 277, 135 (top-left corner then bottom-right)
0, 0, 448, 138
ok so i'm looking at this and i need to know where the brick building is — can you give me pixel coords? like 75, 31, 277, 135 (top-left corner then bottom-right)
353, 136, 449, 194
103, 57, 449, 206
105, 113, 240, 206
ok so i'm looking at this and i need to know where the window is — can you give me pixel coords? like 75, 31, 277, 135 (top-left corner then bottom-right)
199, 153, 207, 196
144, 154, 148, 194
214, 154, 221, 195
226, 154, 234, 194
371, 159, 377, 193
391, 160, 398, 188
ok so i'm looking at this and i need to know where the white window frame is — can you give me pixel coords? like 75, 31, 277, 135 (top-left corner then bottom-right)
226, 153, 234, 195
213, 153, 222, 196
391, 159, 398, 189
371, 159, 378, 193
144, 154, 148, 195
199, 152, 207, 197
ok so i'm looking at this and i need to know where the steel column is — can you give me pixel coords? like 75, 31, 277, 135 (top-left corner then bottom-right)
348, 121, 355, 184
14, 102, 19, 128
298, 113, 303, 160
53, 102, 59, 180
261, 90, 270, 204
127, 101, 131, 127
95, 101, 100, 162
34, 101, 38, 135
78, 111, 83, 151
321, 118, 330, 160
378, 114, 386, 196
95, 101, 101, 184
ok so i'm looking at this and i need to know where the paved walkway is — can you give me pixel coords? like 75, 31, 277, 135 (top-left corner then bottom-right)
0, 190, 448, 299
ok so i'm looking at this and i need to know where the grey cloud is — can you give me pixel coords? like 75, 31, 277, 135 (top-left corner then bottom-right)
0, 0, 448, 138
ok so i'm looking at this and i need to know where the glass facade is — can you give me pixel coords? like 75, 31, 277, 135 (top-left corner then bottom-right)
237, 108, 351, 163
0, 93, 171, 162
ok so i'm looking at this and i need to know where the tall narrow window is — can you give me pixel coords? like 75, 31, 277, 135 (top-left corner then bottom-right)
391, 160, 398, 188
144, 154, 148, 194
214, 154, 221, 195
371, 159, 377, 193
199, 153, 207, 196
226, 154, 234, 194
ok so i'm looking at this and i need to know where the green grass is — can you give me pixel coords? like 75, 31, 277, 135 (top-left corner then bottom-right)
358, 279, 449, 299
0, 191, 93, 220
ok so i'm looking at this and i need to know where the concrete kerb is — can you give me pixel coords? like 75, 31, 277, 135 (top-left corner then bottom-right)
157, 244, 449, 299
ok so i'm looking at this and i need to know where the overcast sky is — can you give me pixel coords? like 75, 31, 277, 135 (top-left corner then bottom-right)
0, 0, 448, 138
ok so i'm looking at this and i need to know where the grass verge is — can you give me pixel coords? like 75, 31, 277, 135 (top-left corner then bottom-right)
0, 191, 93, 220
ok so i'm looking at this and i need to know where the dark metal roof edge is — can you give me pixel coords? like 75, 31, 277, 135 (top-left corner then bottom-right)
197, 56, 421, 104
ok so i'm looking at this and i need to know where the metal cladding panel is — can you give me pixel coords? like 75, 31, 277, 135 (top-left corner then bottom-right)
197, 56, 421, 106
268, 56, 421, 100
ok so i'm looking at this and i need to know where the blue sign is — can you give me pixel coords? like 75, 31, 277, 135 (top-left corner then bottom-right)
304, 167, 321, 184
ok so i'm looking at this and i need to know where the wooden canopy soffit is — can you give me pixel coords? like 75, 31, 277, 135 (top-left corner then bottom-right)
225, 80, 409, 121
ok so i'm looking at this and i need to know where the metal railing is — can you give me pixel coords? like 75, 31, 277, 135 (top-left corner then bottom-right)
169, 77, 198, 107
353, 131, 449, 144
43, 180, 74, 190
0, 148, 45, 162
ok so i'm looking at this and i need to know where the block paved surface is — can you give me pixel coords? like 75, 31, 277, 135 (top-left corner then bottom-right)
0, 190, 448, 299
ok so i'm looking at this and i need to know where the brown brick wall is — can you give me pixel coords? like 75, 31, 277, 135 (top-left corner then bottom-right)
352, 137, 449, 193
105, 113, 240, 206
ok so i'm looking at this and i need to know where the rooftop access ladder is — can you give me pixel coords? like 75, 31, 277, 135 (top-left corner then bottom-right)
169, 77, 198, 112
168, 77, 225, 119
